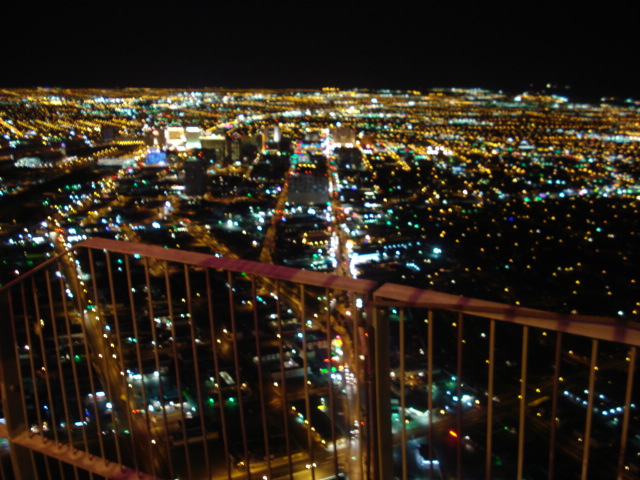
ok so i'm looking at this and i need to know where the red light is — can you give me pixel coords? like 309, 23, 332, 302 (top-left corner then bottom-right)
449, 430, 458, 438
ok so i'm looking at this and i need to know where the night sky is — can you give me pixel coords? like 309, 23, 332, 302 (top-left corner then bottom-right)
2, 3, 637, 100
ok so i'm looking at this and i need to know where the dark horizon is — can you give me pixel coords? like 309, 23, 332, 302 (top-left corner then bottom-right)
2, 4, 637, 103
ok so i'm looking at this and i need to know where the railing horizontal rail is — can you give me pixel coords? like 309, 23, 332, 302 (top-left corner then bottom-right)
74, 237, 380, 295
9, 432, 161, 480
373, 283, 640, 347
39, 238, 640, 348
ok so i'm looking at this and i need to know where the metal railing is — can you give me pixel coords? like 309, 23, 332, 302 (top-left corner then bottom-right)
0, 238, 639, 480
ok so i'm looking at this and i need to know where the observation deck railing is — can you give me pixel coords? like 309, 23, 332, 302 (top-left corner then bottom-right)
1, 238, 639, 479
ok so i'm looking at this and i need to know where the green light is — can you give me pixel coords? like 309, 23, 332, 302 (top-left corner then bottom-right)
208, 397, 215, 405
229, 397, 235, 403
74, 354, 81, 362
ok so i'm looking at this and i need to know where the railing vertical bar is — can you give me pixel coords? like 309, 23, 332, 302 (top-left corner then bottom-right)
617, 345, 636, 480
517, 325, 529, 480
275, 279, 293, 479
144, 257, 174, 480
326, 288, 339, 478
6, 287, 38, 471
300, 284, 315, 480
455, 312, 463, 480
56, 263, 93, 479
205, 268, 231, 479
20, 277, 51, 478
45, 269, 79, 480
548, 331, 562, 480
250, 274, 272, 478
485, 319, 495, 480
581, 339, 598, 480
125, 255, 156, 479
70, 251, 106, 464
0, 292, 40, 480
87, 248, 100, 310
184, 264, 211, 479
427, 309, 434, 479
227, 271, 250, 480
87, 249, 123, 468
366, 305, 374, 480
31, 275, 61, 447
42, 271, 64, 444
105, 250, 138, 473
19, 280, 43, 432
164, 261, 192, 479
354, 295, 365, 478
7, 288, 27, 422
400, 307, 407, 480
372, 301, 392, 480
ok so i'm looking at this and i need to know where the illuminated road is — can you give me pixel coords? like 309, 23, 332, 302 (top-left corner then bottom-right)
259, 175, 289, 265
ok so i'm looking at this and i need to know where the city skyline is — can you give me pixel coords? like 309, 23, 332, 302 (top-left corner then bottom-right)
1, 86, 639, 318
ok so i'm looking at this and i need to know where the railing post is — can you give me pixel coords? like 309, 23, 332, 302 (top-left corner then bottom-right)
0, 289, 37, 480
372, 303, 393, 479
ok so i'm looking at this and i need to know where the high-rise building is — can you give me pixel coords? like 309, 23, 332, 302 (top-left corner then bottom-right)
165, 126, 186, 150
200, 133, 227, 162
184, 155, 207, 196
142, 125, 166, 148
261, 125, 283, 150
287, 160, 329, 205
331, 125, 356, 145
185, 127, 202, 149
335, 146, 365, 171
